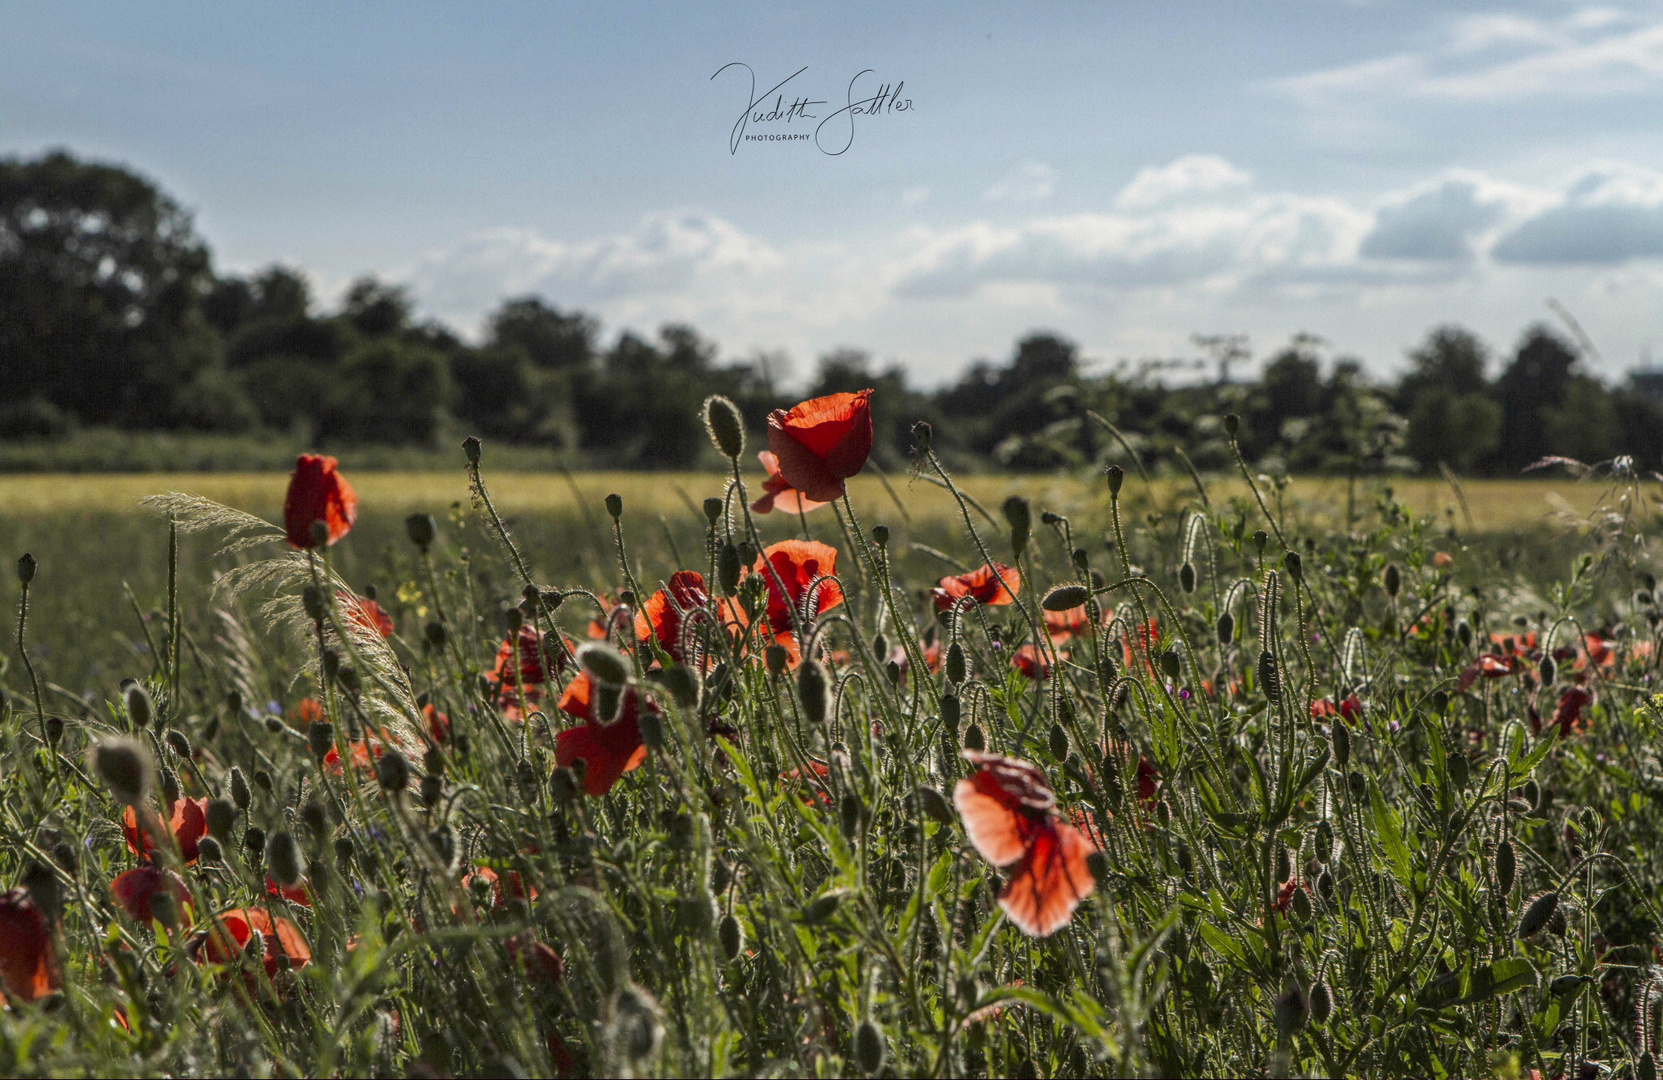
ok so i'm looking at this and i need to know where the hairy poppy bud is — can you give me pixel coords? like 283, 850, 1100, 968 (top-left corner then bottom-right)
1382, 564, 1401, 598
1331, 721, 1350, 767
1258, 649, 1281, 703
1274, 983, 1308, 1037
1001, 495, 1032, 561
1347, 770, 1365, 798
702, 497, 724, 526
1523, 778, 1542, 811
839, 792, 863, 838
1539, 655, 1556, 685
376, 748, 410, 794
309, 519, 331, 548
870, 524, 889, 550
1495, 839, 1516, 895
196, 835, 223, 864
885, 659, 901, 686
1275, 846, 1292, 884
420, 773, 442, 808
1048, 723, 1069, 761
653, 664, 698, 708
334, 836, 354, 864
1517, 891, 1559, 937
718, 913, 742, 962
1223, 413, 1239, 438
1159, 649, 1182, 679
243, 825, 266, 862
798, 661, 829, 725
1217, 611, 1235, 645
300, 799, 328, 839
462, 436, 481, 465
854, 1020, 886, 1076
307, 720, 334, 763
229, 767, 251, 810
125, 683, 152, 732
423, 621, 447, 649
265, 831, 303, 889
703, 395, 746, 459
164, 729, 191, 759
15, 552, 35, 584
916, 785, 953, 825
1314, 819, 1333, 862
611, 984, 663, 1066
1457, 620, 1473, 648
577, 642, 631, 687
717, 542, 742, 595
405, 513, 437, 550
503, 606, 523, 634
1105, 465, 1124, 498
1179, 562, 1196, 594
90, 736, 152, 805
1282, 550, 1302, 584
1641, 1051, 1658, 1080
765, 644, 789, 676
940, 693, 961, 732
1290, 885, 1312, 923
1309, 980, 1333, 1025
963, 723, 984, 752
1316, 869, 1334, 900
637, 707, 665, 749
1252, 530, 1268, 557
1446, 751, 1469, 790
1044, 584, 1091, 611
301, 584, 326, 625
604, 493, 623, 521
911, 421, 932, 451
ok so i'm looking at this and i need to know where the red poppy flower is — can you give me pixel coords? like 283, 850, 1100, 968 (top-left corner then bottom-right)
283, 454, 357, 549
493, 625, 558, 687
1274, 879, 1308, 916
196, 907, 311, 980
754, 540, 845, 636
587, 593, 622, 640
292, 697, 326, 724
751, 451, 828, 515
1583, 634, 1617, 668
766, 390, 874, 503
123, 797, 210, 864
266, 877, 313, 906
1551, 686, 1593, 738
1044, 604, 1093, 643
1490, 631, 1539, 653
1310, 695, 1363, 725
506, 934, 565, 983
424, 702, 451, 743
0, 889, 58, 1004
465, 865, 540, 908
635, 571, 710, 663
324, 730, 389, 775
111, 867, 193, 924
1011, 643, 1051, 680
1459, 652, 1522, 690
783, 760, 833, 806
1122, 618, 1160, 672
1432, 551, 1454, 569
553, 673, 651, 796
953, 751, 1096, 937
342, 592, 394, 638
932, 563, 1021, 611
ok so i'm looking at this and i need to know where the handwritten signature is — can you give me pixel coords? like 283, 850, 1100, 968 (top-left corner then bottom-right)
711, 63, 913, 156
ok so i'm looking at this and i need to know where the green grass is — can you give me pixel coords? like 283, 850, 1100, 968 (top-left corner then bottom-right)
0, 454, 1657, 1077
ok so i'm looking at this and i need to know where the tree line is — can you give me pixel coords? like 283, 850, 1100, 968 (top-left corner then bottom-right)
3, 148, 1661, 475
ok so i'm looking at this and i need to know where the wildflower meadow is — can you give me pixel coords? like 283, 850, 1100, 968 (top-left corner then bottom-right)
0, 387, 1660, 1079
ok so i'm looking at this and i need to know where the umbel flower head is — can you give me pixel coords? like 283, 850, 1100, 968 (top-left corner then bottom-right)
284, 454, 357, 549
766, 390, 874, 503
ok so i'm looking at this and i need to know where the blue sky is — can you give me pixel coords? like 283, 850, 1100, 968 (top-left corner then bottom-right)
5, 1, 1663, 384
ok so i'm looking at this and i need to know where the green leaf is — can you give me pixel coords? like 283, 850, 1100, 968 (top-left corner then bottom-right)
1370, 781, 1415, 887
1460, 958, 1537, 1003
1198, 921, 1245, 963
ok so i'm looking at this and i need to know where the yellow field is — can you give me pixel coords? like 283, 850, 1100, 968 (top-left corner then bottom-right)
0, 470, 1638, 532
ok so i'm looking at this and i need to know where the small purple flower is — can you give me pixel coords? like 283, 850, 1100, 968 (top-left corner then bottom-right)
1178, 688, 1192, 701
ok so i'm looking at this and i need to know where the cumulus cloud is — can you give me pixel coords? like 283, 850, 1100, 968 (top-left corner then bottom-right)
1358, 173, 1546, 261
1492, 162, 1663, 264
984, 162, 1055, 203
1114, 154, 1252, 210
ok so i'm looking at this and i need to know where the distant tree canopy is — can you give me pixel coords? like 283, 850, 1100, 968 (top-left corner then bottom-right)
4, 149, 1663, 474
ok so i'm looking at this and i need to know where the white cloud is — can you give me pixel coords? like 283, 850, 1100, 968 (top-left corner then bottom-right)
984, 162, 1055, 203
1114, 154, 1252, 210
1493, 161, 1663, 264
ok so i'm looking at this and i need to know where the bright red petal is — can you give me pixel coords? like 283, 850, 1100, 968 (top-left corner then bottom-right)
997, 819, 1096, 938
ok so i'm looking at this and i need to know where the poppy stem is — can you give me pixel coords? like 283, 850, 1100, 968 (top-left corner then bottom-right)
13, 570, 50, 771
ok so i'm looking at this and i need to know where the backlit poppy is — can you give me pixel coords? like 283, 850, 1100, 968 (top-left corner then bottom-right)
751, 451, 828, 515
464, 865, 540, 908
954, 751, 1096, 937
636, 571, 710, 664
111, 867, 192, 924
1121, 618, 1160, 674
932, 563, 1021, 611
123, 797, 210, 864
343, 592, 394, 638
424, 702, 451, 743
283, 454, 357, 549
489, 625, 568, 719
506, 934, 565, 983
753, 540, 845, 637
196, 907, 310, 981
1551, 686, 1593, 738
553, 673, 651, 796
1310, 695, 1363, 725
1458, 652, 1522, 690
766, 390, 874, 503
783, 760, 833, 807
1012, 644, 1050, 680
266, 877, 313, 906
0, 889, 58, 1004
1044, 604, 1092, 643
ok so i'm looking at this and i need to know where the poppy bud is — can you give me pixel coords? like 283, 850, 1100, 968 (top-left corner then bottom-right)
15, 552, 35, 584
637, 707, 666, 749
1539, 655, 1556, 685
195, 835, 222, 864
1086, 850, 1112, 887
605, 493, 623, 521
334, 836, 354, 864
1258, 649, 1281, 703
1494, 839, 1516, 895
1275, 846, 1292, 884
940, 695, 961, 735
404, 513, 438, 551
1282, 550, 1302, 584
199, 799, 233, 842
870, 524, 889, 550
798, 661, 829, 725
963, 723, 984, 752
307, 720, 334, 763
1274, 983, 1308, 1037
765, 645, 789, 676
124, 684, 152, 732
916, 785, 953, 825
376, 748, 410, 794
90, 736, 152, 805
229, 767, 251, 811
1316, 869, 1334, 901
1251, 530, 1268, 557
1382, 564, 1400, 598
307, 519, 330, 548
839, 792, 863, 838
266, 831, 303, 889
1641, 1052, 1658, 1080
504, 606, 523, 634
577, 642, 631, 687
854, 1020, 886, 1076
1216, 612, 1235, 645
1522, 778, 1541, 810
1331, 721, 1350, 767
1309, 980, 1333, 1025
462, 436, 482, 465
703, 394, 746, 459
718, 913, 743, 962
1446, 751, 1469, 790
911, 421, 932, 451
885, 660, 901, 686
243, 826, 266, 860
420, 773, 442, 808
715, 541, 742, 595
1517, 890, 1559, 937
1105, 465, 1124, 499
1223, 413, 1239, 438
160, 768, 180, 807
1159, 649, 1182, 679
1179, 562, 1196, 594
711, 859, 733, 895
1457, 621, 1472, 647
1314, 819, 1333, 862
1290, 886, 1312, 923
1072, 548, 1090, 575
551, 766, 582, 802
611, 984, 664, 1066
300, 799, 328, 839
1346, 770, 1365, 798
254, 769, 273, 793
1044, 584, 1091, 611
164, 728, 191, 759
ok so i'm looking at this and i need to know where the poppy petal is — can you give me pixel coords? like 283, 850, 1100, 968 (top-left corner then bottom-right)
954, 777, 1030, 868
997, 819, 1097, 938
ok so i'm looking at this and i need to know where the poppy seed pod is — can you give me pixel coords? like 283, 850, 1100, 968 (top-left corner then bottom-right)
1331, 720, 1351, 767
911, 420, 932, 451
577, 642, 631, 687
1160, 649, 1182, 679
765, 644, 789, 676
1105, 465, 1125, 498
204, 798, 235, 840
1001, 495, 1032, 561
854, 1020, 886, 1076
164, 729, 191, 759
870, 524, 889, 550
125, 683, 152, 732
702, 497, 724, 527
405, 513, 437, 550
1309, 980, 1333, 1025
462, 436, 482, 465
1258, 649, 1281, 703
307, 720, 334, 763
1048, 723, 1069, 761
1282, 550, 1303, 584
604, 493, 623, 521
963, 723, 985, 752
1382, 564, 1401, 598
718, 913, 743, 962
1495, 838, 1516, 895
1539, 655, 1556, 685
798, 661, 829, 725
265, 832, 303, 889
15, 552, 35, 584
1641, 1052, 1658, 1080
1044, 584, 1091, 611
717, 542, 742, 595
376, 749, 410, 794
703, 394, 746, 459
90, 737, 152, 805
1223, 413, 1240, 438
1217, 611, 1235, 645
1517, 890, 1559, 937
1179, 562, 1196, 594
229, 767, 251, 811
